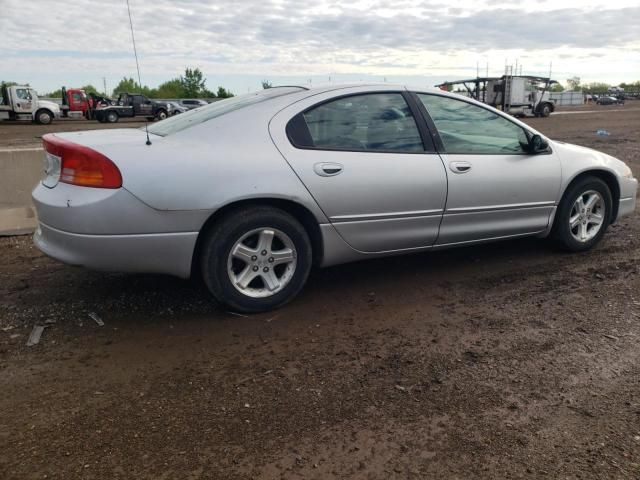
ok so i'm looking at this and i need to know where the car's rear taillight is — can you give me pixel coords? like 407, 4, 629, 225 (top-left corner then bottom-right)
42, 134, 122, 189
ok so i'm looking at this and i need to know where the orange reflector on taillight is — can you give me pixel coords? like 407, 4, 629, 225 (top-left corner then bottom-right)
42, 134, 122, 189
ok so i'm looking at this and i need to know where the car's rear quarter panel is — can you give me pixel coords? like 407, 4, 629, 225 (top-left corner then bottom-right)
100, 105, 329, 226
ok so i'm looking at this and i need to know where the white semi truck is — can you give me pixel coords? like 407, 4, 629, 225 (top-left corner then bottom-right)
0, 85, 61, 124
436, 75, 557, 118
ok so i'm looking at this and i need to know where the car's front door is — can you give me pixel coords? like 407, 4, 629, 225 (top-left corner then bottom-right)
13, 87, 33, 113
270, 89, 447, 253
415, 93, 561, 245
133, 96, 151, 116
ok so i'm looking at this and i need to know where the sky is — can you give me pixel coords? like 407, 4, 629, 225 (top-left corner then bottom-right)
1, 0, 639, 95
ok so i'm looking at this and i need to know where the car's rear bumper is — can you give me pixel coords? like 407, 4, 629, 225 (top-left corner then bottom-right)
34, 222, 198, 278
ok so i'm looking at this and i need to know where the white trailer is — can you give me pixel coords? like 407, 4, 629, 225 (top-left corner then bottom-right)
436, 75, 557, 118
0, 85, 61, 124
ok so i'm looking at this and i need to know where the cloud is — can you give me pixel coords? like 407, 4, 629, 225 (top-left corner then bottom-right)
0, 0, 638, 92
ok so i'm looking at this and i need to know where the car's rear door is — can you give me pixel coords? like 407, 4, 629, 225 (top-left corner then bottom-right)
270, 87, 447, 253
414, 92, 561, 245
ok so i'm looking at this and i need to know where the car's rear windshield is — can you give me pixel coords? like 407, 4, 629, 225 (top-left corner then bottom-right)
147, 87, 306, 137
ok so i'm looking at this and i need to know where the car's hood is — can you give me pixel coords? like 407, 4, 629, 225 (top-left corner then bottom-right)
38, 100, 60, 112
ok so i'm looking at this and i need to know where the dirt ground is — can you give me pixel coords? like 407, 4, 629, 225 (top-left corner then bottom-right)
1, 102, 640, 479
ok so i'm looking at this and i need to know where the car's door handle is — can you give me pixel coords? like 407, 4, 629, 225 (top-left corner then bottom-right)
314, 162, 344, 177
449, 161, 472, 174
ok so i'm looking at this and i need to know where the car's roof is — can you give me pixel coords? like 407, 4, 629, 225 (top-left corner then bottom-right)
271, 82, 446, 95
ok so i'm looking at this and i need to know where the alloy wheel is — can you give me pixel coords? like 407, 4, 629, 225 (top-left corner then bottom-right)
569, 190, 605, 243
227, 228, 297, 298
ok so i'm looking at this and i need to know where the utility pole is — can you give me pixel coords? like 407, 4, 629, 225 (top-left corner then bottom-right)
102, 77, 107, 96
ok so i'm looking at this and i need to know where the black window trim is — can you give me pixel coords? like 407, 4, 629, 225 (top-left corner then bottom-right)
285, 90, 437, 155
410, 91, 552, 156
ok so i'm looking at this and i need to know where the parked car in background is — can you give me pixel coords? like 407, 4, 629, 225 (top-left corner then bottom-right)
32, 84, 637, 312
597, 96, 624, 105
179, 99, 208, 110
166, 101, 188, 116
93, 93, 170, 123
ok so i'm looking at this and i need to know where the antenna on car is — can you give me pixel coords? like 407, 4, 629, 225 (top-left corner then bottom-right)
126, 0, 152, 146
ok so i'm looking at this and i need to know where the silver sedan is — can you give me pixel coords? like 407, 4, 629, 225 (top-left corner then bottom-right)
32, 84, 638, 312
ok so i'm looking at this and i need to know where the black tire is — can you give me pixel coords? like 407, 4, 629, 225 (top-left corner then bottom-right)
35, 109, 53, 125
200, 206, 312, 313
156, 109, 168, 121
539, 103, 551, 117
551, 176, 612, 252
106, 111, 119, 123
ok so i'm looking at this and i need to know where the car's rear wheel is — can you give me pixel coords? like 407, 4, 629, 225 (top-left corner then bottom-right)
552, 176, 612, 252
200, 207, 312, 313
106, 111, 119, 123
156, 109, 168, 120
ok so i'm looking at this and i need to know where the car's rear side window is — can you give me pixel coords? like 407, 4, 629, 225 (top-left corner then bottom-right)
148, 87, 305, 136
287, 93, 424, 153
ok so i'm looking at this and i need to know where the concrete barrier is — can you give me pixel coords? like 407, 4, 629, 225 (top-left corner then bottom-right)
0, 147, 43, 235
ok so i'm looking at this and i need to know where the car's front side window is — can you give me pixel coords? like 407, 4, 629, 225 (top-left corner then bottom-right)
417, 94, 530, 154
289, 93, 424, 153
17, 89, 32, 101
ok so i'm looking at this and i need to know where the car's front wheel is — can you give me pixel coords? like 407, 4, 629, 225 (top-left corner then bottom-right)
538, 103, 551, 117
35, 109, 53, 125
552, 176, 612, 251
200, 207, 312, 313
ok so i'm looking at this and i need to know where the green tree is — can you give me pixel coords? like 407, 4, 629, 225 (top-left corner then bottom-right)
81, 84, 99, 95
582, 82, 610, 94
216, 86, 234, 98
112, 77, 154, 97
45, 87, 63, 98
565, 77, 581, 91
549, 83, 564, 92
201, 87, 216, 99
619, 81, 640, 91
181, 68, 206, 97
261, 80, 272, 89
156, 78, 184, 98
43, 84, 98, 98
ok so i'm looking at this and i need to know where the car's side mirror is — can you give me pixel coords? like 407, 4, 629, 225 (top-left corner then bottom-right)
528, 134, 549, 154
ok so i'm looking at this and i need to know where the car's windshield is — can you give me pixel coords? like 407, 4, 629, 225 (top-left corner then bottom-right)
147, 87, 306, 137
